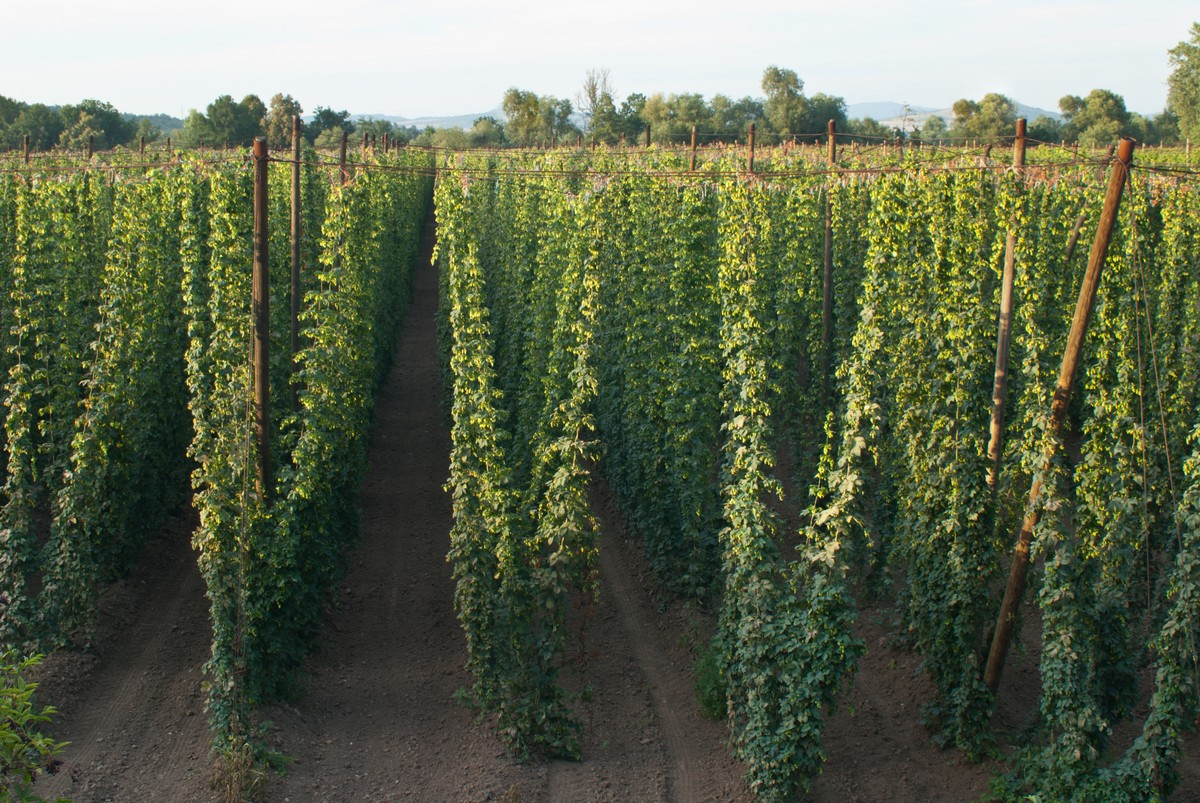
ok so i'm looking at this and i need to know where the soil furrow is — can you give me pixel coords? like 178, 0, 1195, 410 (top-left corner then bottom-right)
33, 511, 212, 802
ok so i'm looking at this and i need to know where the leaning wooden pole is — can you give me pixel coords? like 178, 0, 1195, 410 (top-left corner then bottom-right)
290, 115, 302, 413
1064, 212, 1088, 262
252, 137, 272, 500
986, 118, 1027, 491
984, 137, 1135, 695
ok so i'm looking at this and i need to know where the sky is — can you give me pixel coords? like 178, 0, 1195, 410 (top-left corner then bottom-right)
3, 0, 1195, 120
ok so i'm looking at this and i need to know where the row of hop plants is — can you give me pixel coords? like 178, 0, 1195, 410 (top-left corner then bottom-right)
434, 145, 1200, 800
0, 147, 435, 780
183, 148, 434, 755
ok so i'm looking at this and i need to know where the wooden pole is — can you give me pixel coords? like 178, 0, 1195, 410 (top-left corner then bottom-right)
139, 136, 145, 155
822, 119, 836, 389
644, 125, 651, 148
1064, 213, 1088, 262
748, 123, 756, 173
23, 134, 29, 164
986, 118, 1027, 491
690, 125, 697, 172
252, 137, 272, 500
290, 116, 302, 413
339, 131, 348, 185
984, 137, 1135, 696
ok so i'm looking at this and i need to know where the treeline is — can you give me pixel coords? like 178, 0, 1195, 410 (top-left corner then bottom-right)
421, 68, 1187, 150
421, 66, 877, 149
941, 90, 1179, 147
0, 96, 160, 151
0, 92, 419, 153
174, 94, 419, 149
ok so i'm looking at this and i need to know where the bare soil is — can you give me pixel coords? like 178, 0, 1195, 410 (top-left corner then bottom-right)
27, 213, 1200, 801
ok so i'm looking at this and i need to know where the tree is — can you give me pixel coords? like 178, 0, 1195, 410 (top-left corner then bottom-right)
502, 89, 574, 146
950, 93, 1017, 142
1027, 115, 1064, 144
59, 99, 133, 149
538, 96, 576, 145
175, 95, 264, 148
307, 106, 352, 145
1145, 110, 1181, 145
616, 93, 647, 142
575, 70, 622, 144
804, 93, 848, 140
588, 91, 620, 144
0, 95, 24, 127
135, 118, 161, 144
431, 128, 470, 150
641, 93, 709, 144
709, 95, 764, 140
639, 94, 670, 142
919, 114, 949, 144
264, 93, 303, 148
3, 104, 62, 150
313, 127, 348, 150
844, 116, 892, 143
762, 65, 807, 138
1059, 89, 1131, 146
1168, 22, 1200, 145
468, 116, 507, 148
176, 110, 213, 148
356, 118, 400, 143
576, 68, 613, 134
201, 95, 265, 147
502, 88, 541, 146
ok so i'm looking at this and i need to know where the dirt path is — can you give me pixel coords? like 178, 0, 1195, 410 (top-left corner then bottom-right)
263, 216, 745, 802
33, 510, 214, 802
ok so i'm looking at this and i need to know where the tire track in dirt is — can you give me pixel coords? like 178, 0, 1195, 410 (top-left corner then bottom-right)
545, 552, 668, 803
33, 512, 213, 802
588, 486, 750, 803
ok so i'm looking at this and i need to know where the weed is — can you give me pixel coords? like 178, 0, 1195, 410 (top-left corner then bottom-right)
694, 640, 726, 720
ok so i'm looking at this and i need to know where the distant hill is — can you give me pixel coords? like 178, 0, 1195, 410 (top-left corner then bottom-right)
846, 102, 938, 122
